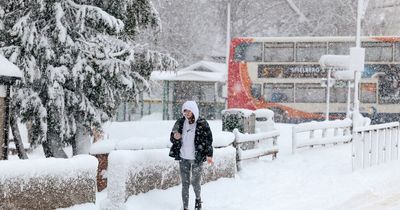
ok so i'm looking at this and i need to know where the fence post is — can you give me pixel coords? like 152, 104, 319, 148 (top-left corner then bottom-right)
272, 136, 278, 159
378, 129, 385, 164
363, 131, 371, 168
233, 129, 241, 171
334, 127, 338, 137
370, 130, 378, 166
392, 127, 399, 160
384, 128, 391, 162
352, 131, 363, 171
322, 128, 327, 138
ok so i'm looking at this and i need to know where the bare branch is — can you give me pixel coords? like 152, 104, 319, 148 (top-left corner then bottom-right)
285, 0, 308, 22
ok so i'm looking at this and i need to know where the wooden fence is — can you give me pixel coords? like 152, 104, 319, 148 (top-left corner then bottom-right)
292, 119, 352, 154
352, 122, 400, 171
233, 128, 279, 171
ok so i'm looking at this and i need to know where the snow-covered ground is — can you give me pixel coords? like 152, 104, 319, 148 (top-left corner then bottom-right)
18, 114, 400, 210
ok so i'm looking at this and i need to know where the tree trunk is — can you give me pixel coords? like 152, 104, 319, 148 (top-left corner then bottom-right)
72, 123, 91, 156
10, 117, 28, 159
43, 128, 68, 158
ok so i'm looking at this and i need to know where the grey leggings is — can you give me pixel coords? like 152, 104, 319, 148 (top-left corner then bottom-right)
179, 159, 203, 208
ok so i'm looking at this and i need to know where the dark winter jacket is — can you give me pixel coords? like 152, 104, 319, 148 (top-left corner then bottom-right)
169, 116, 213, 163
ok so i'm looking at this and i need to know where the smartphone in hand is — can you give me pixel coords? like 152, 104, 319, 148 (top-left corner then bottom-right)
173, 131, 181, 140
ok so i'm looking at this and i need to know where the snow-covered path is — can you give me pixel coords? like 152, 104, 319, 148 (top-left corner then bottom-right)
115, 123, 400, 210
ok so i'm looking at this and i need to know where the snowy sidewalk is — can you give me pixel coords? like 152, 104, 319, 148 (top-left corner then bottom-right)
120, 124, 400, 210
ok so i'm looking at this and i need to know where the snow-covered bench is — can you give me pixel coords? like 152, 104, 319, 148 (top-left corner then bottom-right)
0, 155, 98, 210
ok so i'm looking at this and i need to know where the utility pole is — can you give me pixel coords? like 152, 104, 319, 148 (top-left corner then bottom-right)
224, 2, 231, 110
352, 0, 366, 128
226, 2, 231, 68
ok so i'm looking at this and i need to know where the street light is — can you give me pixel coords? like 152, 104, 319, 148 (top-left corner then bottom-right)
318, 0, 367, 127
319, 45, 365, 123
320, 74, 335, 121
319, 55, 349, 121
352, 0, 367, 128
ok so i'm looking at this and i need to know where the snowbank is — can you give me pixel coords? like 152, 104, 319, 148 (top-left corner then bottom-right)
0, 155, 98, 210
102, 147, 236, 209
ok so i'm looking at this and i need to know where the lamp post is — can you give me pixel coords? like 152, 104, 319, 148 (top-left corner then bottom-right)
320, 68, 335, 121
318, 0, 367, 125
351, 0, 366, 128
319, 55, 349, 121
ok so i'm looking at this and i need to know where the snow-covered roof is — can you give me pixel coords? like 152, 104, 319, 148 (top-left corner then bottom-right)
180, 60, 226, 73
150, 61, 227, 82
0, 55, 23, 82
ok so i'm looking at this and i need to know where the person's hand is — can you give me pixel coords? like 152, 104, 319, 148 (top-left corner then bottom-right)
206, 156, 213, 165
173, 132, 181, 140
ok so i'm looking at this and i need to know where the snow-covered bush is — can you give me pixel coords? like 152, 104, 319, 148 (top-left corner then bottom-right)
102, 147, 236, 209
0, 155, 98, 210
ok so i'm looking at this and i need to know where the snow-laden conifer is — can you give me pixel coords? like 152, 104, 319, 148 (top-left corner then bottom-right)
0, 0, 176, 157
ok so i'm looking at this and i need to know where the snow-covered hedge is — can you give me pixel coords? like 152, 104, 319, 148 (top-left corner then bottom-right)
90, 131, 235, 154
0, 155, 98, 210
102, 147, 236, 209
91, 131, 235, 193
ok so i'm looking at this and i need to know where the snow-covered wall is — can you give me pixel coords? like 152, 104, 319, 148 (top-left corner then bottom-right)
102, 147, 236, 209
0, 155, 98, 210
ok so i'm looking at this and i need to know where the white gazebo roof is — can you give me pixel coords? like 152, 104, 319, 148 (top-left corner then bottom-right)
150, 61, 227, 82
0, 55, 22, 79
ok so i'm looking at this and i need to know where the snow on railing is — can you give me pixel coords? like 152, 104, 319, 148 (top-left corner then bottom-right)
292, 119, 352, 154
352, 122, 399, 171
233, 128, 279, 171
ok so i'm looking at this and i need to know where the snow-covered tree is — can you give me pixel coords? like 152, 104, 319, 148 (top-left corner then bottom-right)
223, 0, 358, 37
151, 0, 399, 67
0, 0, 176, 157
150, 0, 225, 66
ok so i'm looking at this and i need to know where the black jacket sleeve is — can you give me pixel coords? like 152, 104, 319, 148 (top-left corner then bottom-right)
203, 120, 213, 157
170, 117, 185, 145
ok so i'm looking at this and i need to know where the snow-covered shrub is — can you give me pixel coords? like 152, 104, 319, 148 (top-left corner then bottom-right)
202, 147, 236, 183
0, 155, 98, 210
102, 147, 236, 209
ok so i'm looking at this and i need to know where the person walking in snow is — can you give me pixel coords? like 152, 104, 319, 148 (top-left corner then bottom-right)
169, 100, 213, 210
